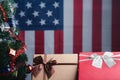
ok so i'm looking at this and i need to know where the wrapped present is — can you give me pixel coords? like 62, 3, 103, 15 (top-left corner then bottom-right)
79, 52, 120, 80
32, 54, 78, 80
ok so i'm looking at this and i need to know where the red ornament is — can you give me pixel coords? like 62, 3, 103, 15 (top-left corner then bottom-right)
26, 65, 33, 73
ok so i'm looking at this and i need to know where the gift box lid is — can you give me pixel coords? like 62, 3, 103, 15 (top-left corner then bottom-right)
34, 54, 78, 63
79, 52, 120, 80
32, 54, 78, 80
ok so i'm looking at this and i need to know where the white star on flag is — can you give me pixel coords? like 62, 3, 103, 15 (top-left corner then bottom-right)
15, 20, 19, 25
32, 11, 39, 17
46, 10, 53, 17
53, 2, 59, 8
39, 19, 46, 26
26, 2, 32, 9
19, 11, 25, 17
26, 19, 32, 26
39, 1, 46, 9
53, 19, 59, 25
13, 3, 18, 8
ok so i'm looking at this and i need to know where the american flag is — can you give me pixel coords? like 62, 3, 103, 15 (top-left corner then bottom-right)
14, 0, 120, 56
14, 0, 63, 30
14, 0, 120, 79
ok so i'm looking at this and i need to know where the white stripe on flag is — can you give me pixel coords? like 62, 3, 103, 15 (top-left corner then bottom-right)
102, 0, 112, 51
25, 31, 35, 64
82, 0, 93, 51
25, 31, 35, 80
64, 0, 73, 53
44, 31, 54, 54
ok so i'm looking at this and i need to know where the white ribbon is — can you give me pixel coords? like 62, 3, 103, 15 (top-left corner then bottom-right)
79, 52, 120, 68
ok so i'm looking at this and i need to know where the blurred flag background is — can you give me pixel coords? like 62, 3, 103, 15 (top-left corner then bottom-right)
14, 0, 120, 79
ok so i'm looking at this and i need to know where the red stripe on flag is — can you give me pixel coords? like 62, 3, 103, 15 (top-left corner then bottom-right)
54, 30, 63, 53
92, 0, 102, 51
35, 31, 44, 54
18, 31, 25, 42
112, 0, 120, 51
73, 0, 82, 53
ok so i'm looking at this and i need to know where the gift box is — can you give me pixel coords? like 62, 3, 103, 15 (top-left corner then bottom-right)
79, 52, 120, 80
32, 54, 78, 80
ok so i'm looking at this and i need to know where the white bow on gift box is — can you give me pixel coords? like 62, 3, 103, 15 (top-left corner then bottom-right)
79, 52, 120, 68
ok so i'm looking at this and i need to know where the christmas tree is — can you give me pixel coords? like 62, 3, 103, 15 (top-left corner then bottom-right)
0, 0, 31, 80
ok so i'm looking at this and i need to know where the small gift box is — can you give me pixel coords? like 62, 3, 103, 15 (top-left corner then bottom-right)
79, 52, 120, 80
32, 54, 78, 80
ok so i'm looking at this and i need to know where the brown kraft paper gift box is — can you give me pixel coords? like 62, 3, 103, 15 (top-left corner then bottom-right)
32, 54, 78, 80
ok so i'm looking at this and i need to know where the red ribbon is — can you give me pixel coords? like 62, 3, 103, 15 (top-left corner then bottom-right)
10, 44, 26, 71
0, 3, 7, 22
8, 30, 19, 40
8, 29, 27, 71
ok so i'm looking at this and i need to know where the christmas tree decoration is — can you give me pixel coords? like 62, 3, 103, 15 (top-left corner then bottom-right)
0, 0, 32, 80
9, 48, 16, 56
26, 64, 33, 73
